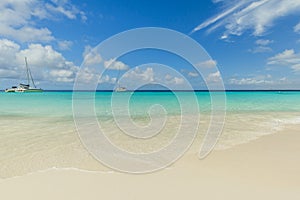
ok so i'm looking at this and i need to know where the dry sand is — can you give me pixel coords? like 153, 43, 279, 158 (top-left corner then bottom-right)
0, 124, 299, 200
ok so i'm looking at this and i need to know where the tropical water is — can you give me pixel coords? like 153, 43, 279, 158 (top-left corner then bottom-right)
0, 91, 300, 178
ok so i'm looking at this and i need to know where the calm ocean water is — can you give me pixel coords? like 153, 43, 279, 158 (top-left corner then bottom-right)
0, 91, 300, 177
1, 91, 300, 117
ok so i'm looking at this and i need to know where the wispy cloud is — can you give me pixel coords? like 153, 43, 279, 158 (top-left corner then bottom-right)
192, 0, 300, 39
250, 46, 272, 53
267, 49, 300, 72
191, 0, 247, 33
294, 22, 300, 33
255, 39, 273, 46
249, 39, 273, 53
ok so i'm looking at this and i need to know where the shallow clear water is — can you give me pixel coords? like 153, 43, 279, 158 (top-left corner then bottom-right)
0, 91, 300, 177
1, 91, 300, 117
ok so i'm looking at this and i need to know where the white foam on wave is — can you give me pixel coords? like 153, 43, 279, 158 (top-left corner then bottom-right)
215, 113, 300, 150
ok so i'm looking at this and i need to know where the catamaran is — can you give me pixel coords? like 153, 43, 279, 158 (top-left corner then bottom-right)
114, 86, 127, 92
5, 57, 43, 93
113, 62, 127, 92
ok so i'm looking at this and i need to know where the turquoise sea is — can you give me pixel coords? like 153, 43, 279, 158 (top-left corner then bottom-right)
0, 91, 300, 177
1, 91, 300, 116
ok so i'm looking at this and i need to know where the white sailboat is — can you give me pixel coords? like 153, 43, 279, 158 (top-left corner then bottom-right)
114, 86, 127, 92
5, 57, 43, 93
114, 63, 127, 92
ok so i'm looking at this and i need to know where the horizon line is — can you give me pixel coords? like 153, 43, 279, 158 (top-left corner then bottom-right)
2, 89, 300, 92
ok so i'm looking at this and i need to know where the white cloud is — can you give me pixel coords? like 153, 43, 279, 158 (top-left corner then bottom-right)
0, 0, 85, 42
82, 46, 103, 66
165, 74, 172, 81
82, 45, 92, 56
267, 49, 300, 72
111, 77, 117, 83
49, 69, 74, 82
115, 67, 192, 89
75, 68, 98, 83
99, 74, 117, 84
255, 39, 273, 46
207, 71, 221, 83
212, 0, 226, 3
0, 69, 19, 79
192, 1, 246, 33
279, 77, 287, 81
250, 46, 272, 53
17, 44, 76, 70
0, 25, 54, 43
50, 69, 73, 77
84, 52, 102, 66
294, 22, 300, 33
229, 78, 266, 85
80, 11, 88, 22
104, 58, 129, 70
0, 39, 20, 69
165, 74, 185, 85
172, 77, 184, 85
188, 71, 199, 77
58, 40, 73, 50
229, 76, 274, 85
193, 0, 300, 38
45, 1, 87, 21
196, 59, 217, 69
291, 64, 300, 71
268, 49, 297, 63
123, 67, 154, 82
250, 39, 274, 53
46, 3, 77, 19
0, 39, 78, 82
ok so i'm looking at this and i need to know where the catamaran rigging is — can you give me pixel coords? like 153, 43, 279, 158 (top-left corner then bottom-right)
5, 57, 43, 93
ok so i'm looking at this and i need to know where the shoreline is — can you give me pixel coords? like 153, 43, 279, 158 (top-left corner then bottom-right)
1, 124, 299, 200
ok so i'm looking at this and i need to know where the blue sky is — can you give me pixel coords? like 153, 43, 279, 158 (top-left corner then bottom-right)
0, 0, 300, 90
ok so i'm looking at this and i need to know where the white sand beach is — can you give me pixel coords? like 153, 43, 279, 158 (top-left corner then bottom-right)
1, 124, 299, 200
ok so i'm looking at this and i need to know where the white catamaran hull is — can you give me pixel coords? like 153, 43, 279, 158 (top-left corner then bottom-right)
5, 88, 43, 93
114, 87, 127, 92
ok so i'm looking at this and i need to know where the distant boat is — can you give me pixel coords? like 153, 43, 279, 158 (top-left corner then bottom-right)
113, 63, 127, 92
114, 86, 127, 92
5, 57, 43, 93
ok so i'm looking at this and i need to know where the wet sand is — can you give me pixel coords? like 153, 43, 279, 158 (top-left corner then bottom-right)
0, 124, 299, 200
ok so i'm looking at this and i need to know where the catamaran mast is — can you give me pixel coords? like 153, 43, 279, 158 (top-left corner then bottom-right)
25, 57, 37, 88
25, 57, 30, 86
116, 63, 121, 88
